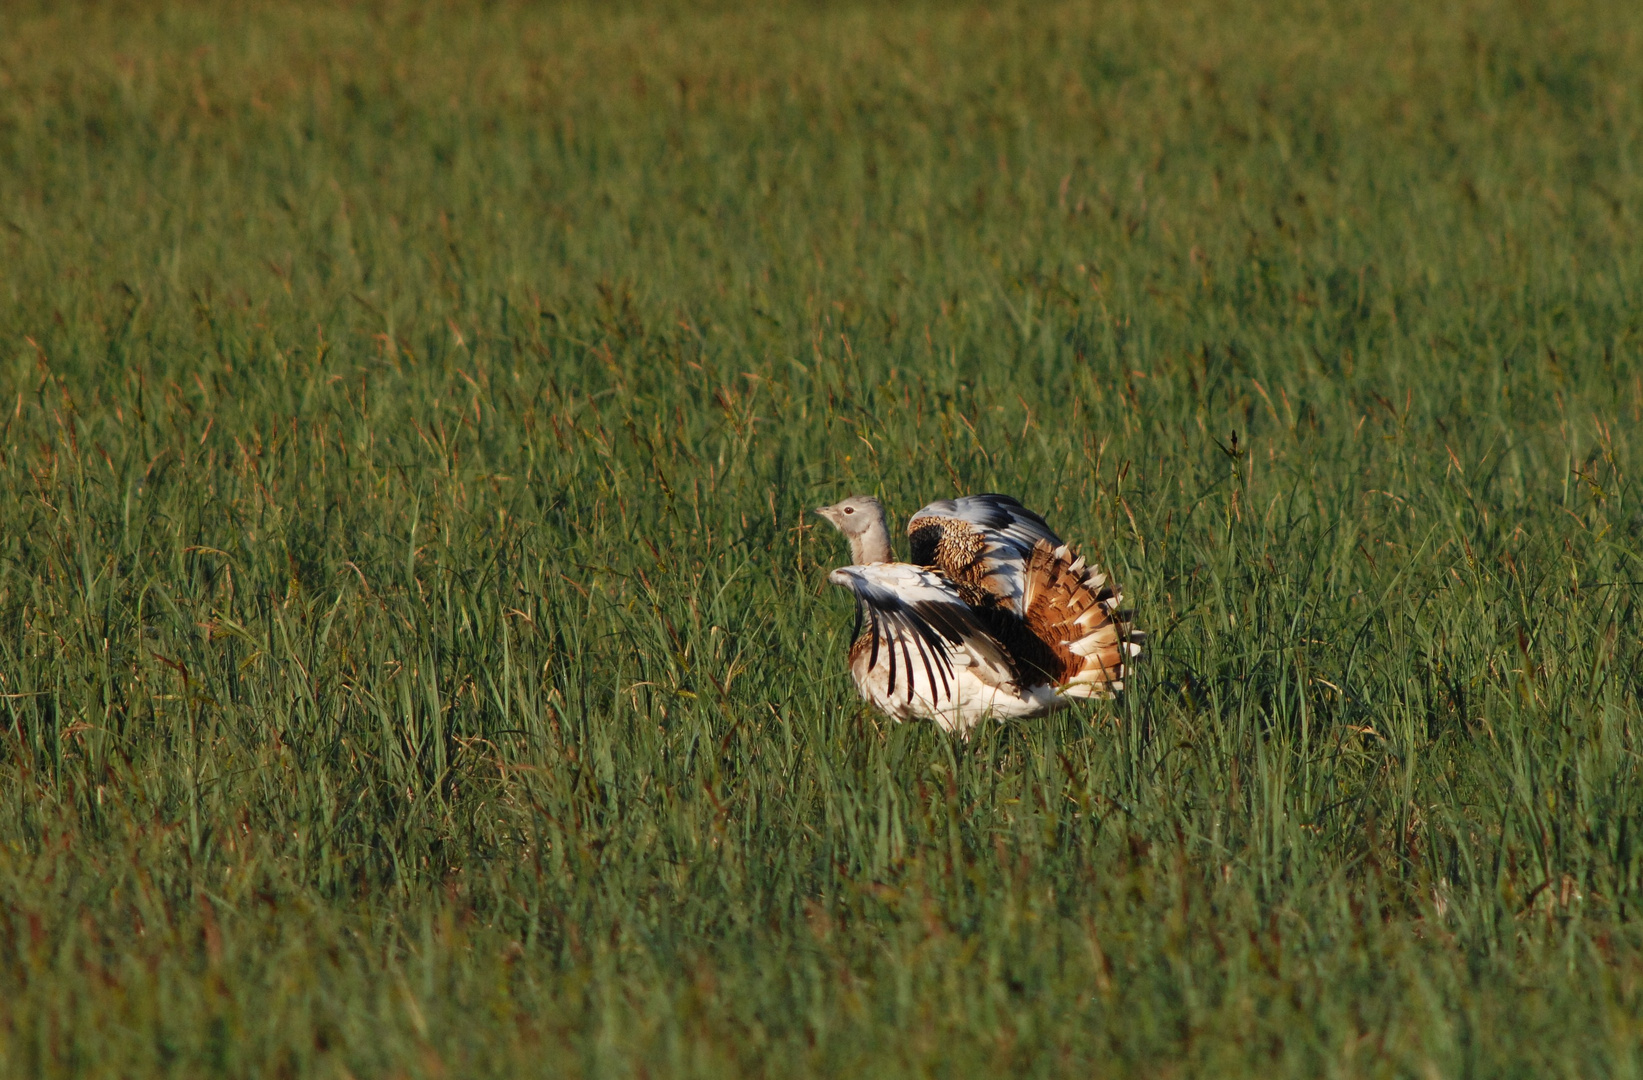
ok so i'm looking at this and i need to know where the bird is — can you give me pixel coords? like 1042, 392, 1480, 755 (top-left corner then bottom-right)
813, 493, 1141, 736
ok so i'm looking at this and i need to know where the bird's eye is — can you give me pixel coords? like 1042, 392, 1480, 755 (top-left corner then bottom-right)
844, 507, 855, 514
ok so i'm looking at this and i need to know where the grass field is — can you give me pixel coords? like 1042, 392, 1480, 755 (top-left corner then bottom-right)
2, 0, 1642, 1074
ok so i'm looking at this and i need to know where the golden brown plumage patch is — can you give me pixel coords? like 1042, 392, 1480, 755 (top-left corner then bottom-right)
907, 516, 1003, 608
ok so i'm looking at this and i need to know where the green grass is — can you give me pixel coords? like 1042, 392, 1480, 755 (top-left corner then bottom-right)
2, 0, 1642, 1074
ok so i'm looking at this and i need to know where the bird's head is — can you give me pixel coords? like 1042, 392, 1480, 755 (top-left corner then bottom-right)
814, 495, 884, 540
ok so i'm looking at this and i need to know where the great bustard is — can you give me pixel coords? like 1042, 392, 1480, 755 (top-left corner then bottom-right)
814, 493, 1140, 736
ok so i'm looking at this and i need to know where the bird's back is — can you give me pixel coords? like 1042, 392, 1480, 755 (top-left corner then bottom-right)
906, 494, 1137, 700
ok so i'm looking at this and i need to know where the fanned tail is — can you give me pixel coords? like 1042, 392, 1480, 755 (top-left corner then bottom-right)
1019, 541, 1143, 699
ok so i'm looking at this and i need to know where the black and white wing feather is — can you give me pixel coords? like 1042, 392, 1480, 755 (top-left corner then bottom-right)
827, 564, 1015, 715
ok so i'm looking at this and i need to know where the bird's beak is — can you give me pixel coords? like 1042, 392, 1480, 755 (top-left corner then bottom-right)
813, 505, 833, 520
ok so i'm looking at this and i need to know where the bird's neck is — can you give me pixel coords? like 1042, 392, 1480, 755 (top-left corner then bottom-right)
849, 511, 894, 565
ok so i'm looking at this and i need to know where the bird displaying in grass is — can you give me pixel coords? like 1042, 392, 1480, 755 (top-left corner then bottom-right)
814, 493, 1141, 736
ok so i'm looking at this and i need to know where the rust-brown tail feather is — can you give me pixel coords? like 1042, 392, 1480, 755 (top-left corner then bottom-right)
1019, 541, 1140, 698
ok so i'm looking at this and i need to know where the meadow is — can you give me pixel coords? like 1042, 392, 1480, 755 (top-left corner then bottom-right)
2, 0, 1642, 1074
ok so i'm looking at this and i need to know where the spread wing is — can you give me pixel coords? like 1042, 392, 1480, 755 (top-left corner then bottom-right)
905, 493, 1063, 615
906, 495, 1142, 698
827, 563, 1016, 707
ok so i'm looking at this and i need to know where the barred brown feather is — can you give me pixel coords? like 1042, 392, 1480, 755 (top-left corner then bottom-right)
1018, 541, 1136, 698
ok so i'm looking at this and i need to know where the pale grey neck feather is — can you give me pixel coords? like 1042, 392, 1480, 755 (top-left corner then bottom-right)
848, 508, 893, 564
